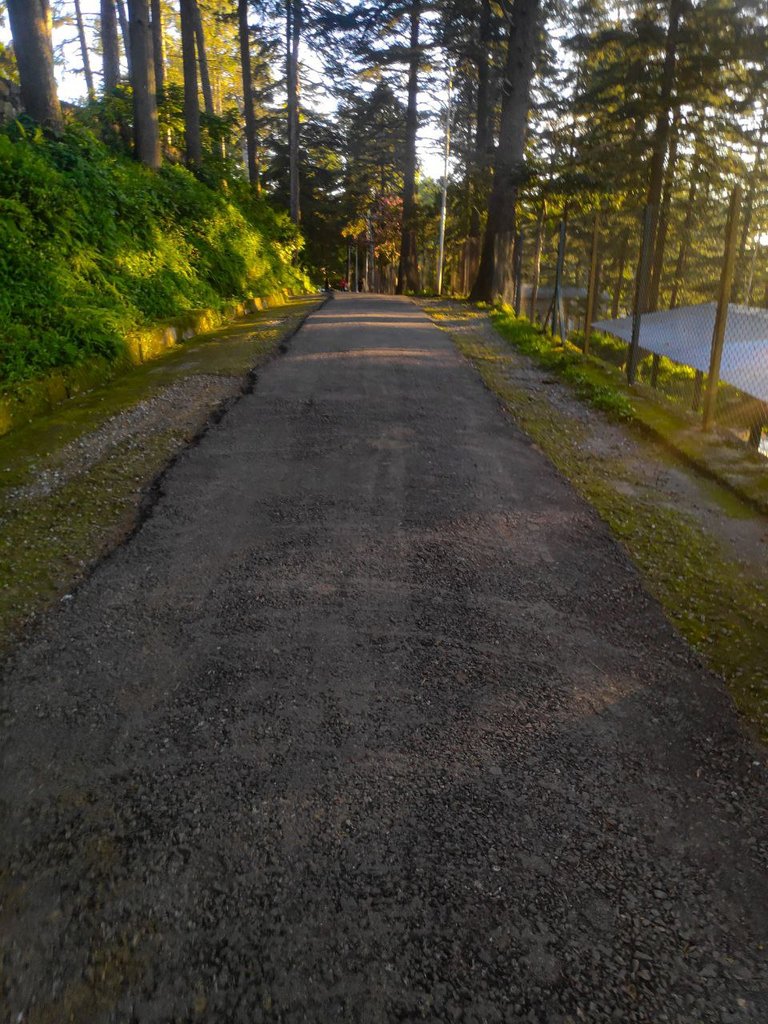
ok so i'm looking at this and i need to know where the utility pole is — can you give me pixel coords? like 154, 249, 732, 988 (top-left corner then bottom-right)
436, 70, 453, 296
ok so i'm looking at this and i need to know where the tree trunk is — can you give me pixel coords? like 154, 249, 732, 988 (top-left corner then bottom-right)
179, 0, 202, 166
612, 229, 629, 318
73, 0, 95, 99
528, 201, 545, 319
736, 110, 767, 299
287, 0, 301, 223
470, 0, 540, 303
367, 212, 376, 292
396, 0, 421, 295
645, 0, 683, 273
101, 0, 121, 91
669, 157, 701, 309
127, 0, 161, 167
469, 0, 492, 240
150, 0, 165, 99
193, 0, 214, 115
6, 0, 63, 132
238, 0, 259, 188
118, 0, 132, 76
647, 108, 680, 310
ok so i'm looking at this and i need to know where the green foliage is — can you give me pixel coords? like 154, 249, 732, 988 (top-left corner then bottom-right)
0, 39, 18, 83
570, 328, 628, 367
0, 122, 305, 388
490, 306, 633, 420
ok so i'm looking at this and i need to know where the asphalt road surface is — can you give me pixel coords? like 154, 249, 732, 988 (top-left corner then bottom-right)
1, 294, 766, 1024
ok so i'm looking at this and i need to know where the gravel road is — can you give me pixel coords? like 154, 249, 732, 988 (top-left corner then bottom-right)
1, 294, 766, 1023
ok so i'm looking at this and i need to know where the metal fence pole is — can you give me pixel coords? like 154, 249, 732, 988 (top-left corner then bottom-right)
748, 412, 765, 450
552, 220, 567, 341
691, 370, 704, 411
627, 204, 655, 384
703, 185, 742, 431
513, 229, 524, 316
650, 353, 661, 388
583, 211, 600, 354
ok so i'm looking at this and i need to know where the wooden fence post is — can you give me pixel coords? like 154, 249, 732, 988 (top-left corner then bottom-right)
703, 185, 742, 431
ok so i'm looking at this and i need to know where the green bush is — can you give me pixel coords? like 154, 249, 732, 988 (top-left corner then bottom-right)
490, 306, 633, 421
0, 122, 306, 388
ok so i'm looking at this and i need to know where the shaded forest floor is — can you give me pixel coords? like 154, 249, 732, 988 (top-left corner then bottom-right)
0, 295, 323, 651
420, 299, 768, 743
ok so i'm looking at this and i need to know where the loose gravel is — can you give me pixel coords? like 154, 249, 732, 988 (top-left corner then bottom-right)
8, 376, 256, 504
1, 294, 766, 1023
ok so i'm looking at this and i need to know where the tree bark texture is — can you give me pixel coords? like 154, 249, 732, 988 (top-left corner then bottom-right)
669, 154, 701, 309
101, 0, 121, 91
396, 0, 421, 295
6, 0, 63, 132
118, 0, 132, 76
150, 0, 165, 98
74, 0, 95, 99
287, 0, 301, 223
647, 107, 680, 310
736, 112, 767, 298
180, 0, 202, 165
193, 0, 214, 115
646, 0, 683, 288
367, 213, 376, 292
469, 0, 492, 240
127, 0, 161, 167
470, 0, 540, 303
612, 229, 629, 318
238, 0, 260, 187
528, 201, 545, 319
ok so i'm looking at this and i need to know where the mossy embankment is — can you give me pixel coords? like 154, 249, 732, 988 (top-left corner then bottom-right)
423, 301, 768, 743
489, 307, 768, 515
0, 121, 307, 421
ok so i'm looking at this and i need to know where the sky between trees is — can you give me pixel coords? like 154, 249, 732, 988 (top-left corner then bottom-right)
2, 1, 768, 304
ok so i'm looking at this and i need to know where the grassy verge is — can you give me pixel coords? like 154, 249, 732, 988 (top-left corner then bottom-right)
424, 303, 768, 743
489, 307, 768, 515
489, 307, 634, 421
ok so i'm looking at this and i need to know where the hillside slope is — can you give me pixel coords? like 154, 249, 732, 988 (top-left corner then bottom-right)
0, 123, 306, 389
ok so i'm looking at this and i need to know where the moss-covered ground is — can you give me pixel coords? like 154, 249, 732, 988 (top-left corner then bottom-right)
0, 296, 322, 649
423, 301, 768, 743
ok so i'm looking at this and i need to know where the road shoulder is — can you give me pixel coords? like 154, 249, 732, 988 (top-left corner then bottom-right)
420, 298, 768, 743
0, 295, 326, 650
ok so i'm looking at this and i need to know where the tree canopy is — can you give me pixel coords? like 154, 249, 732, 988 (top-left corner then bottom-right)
1, 0, 767, 297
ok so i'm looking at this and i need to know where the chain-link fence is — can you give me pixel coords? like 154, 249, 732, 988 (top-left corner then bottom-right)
508, 188, 768, 457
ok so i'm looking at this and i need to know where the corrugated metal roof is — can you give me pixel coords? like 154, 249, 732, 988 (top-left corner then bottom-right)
592, 303, 768, 403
